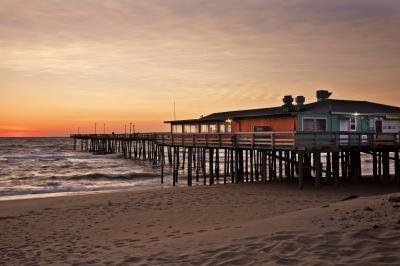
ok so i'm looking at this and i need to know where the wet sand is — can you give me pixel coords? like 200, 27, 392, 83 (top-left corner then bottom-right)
1, 182, 400, 265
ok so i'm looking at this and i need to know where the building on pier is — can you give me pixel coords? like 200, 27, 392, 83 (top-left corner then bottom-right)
165, 90, 400, 134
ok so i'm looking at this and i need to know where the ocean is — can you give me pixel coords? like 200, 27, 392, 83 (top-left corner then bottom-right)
0, 137, 169, 201
0, 137, 396, 201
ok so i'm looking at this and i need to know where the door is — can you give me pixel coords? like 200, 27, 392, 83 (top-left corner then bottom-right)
340, 119, 349, 144
375, 120, 382, 133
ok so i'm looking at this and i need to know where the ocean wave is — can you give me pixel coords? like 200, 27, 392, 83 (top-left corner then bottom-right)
51, 172, 159, 181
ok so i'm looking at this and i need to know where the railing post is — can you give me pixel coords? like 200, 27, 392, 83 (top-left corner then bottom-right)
335, 132, 339, 147
293, 132, 296, 149
314, 132, 317, 147
271, 133, 275, 150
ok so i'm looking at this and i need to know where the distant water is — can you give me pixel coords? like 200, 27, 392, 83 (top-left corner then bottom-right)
0, 138, 168, 201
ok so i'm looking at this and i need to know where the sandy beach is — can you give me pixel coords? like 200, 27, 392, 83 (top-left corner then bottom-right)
1, 182, 400, 265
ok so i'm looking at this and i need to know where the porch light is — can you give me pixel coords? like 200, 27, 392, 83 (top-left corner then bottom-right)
225, 118, 232, 123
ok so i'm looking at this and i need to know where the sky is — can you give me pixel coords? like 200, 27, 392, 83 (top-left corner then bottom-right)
1, 0, 400, 136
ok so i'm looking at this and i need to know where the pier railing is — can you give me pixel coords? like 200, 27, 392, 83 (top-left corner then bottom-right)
71, 131, 400, 151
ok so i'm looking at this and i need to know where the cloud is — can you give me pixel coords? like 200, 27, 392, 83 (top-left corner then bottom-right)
0, 0, 399, 135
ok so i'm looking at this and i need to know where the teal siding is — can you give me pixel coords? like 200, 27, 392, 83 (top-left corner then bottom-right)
297, 113, 331, 131
297, 113, 371, 132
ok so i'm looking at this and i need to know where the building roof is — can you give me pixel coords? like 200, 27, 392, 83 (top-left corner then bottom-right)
303, 99, 400, 114
165, 99, 400, 124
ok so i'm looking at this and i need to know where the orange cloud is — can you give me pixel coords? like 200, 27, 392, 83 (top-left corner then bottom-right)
0, 0, 399, 136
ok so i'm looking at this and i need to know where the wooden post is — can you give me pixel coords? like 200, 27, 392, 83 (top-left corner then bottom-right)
279, 150, 283, 183
341, 152, 347, 179
196, 148, 200, 183
290, 151, 295, 181
262, 151, 267, 183
326, 152, 331, 179
172, 147, 176, 187
230, 149, 235, 183
255, 150, 259, 181
395, 150, 400, 185
234, 149, 239, 184
176, 147, 180, 183
315, 152, 321, 188
332, 152, 339, 186
373, 151, 378, 182
215, 148, 220, 182
250, 149, 254, 183
245, 149, 249, 183
382, 151, 390, 183
224, 149, 227, 184
188, 147, 193, 186
182, 147, 186, 170
298, 152, 304, 189
203, 148, 207, 185
161, 146, 164, 184
378, 151, 382, 177
209, 148, 214, 185
239, 149, 244, 183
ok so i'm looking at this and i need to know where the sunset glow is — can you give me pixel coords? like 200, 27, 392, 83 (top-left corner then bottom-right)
1, 0, 400, 136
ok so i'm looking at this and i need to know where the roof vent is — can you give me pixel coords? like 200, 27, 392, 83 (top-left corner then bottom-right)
282, 95, 294, 111
316, 90, 332, 101
282, 95, 293, 106
295, 96, 305, 105
295, 96, 305, 111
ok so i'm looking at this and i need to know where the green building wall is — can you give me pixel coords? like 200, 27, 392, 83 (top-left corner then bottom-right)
297, 113, 370, 132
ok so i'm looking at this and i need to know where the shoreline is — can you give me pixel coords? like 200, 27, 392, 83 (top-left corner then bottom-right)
1, 174, 398, 202
1, 183, 400, 264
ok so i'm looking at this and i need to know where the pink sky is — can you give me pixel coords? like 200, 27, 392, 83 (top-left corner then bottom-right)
1, 0, 400, 136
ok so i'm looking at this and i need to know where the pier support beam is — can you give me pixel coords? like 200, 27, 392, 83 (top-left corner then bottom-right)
315, 152, 321, 188
187, 148, 193, 186
373, 151, 378, 182
298, 152, 304, 190
382, 151, 390, 183
395, 151, 400, 185
332, 152, 339, 186
161, 146, 164, 184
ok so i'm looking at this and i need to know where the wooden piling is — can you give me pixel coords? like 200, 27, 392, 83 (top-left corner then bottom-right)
315, 152, 321, 188
187, 147, 193, 186
298, 152, 304, 189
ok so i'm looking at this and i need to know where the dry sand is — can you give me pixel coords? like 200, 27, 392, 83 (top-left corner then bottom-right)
1, 182, 400, 265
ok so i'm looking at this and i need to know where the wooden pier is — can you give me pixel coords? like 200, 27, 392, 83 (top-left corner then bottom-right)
71, 132, 400, 189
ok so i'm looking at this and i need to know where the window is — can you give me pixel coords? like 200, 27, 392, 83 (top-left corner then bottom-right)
209, 124, 217, 132
254, 126, 272, 132
173, 125, 182, 133
200, 124, 208, 133
303, 118, 327, 131
225, 123, 232, 133
183, 125, 191, 133
350, 117, 356, 131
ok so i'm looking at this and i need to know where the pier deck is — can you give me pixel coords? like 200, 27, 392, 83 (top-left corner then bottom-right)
71, 131, 400, 151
